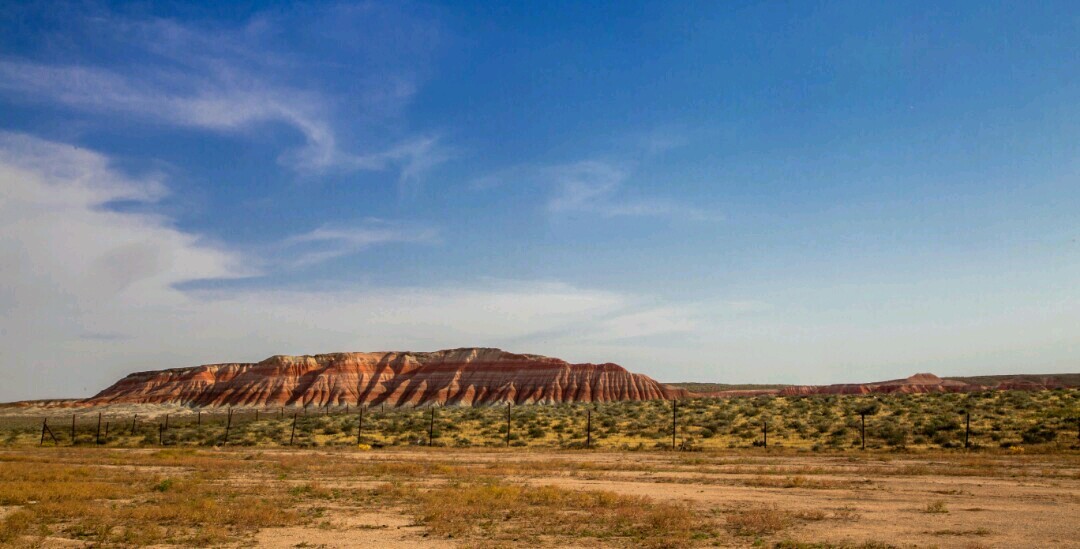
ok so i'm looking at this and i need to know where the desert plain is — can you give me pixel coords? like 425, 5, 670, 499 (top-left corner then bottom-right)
2, 394, 1079, 548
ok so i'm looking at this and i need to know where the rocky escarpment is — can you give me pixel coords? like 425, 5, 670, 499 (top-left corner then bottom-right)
86, 348, 687, 407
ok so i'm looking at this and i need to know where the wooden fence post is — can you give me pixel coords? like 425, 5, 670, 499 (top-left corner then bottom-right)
96, 413, 102, 445
40, 419, 58, 446
506, 403, 512, 447
356, 406, 364, 445
429, 407, 435, 446
762, 419, 768, 448
197, 410, 201, 426
860, 413, 866, 450
255, 410, 259, 422
290, 412, 298, 446
964, 412, 971, 449
131, 414, 138, 436
671, 400, 677, 450
586, 408, 592, 449
223, 408, 233, 445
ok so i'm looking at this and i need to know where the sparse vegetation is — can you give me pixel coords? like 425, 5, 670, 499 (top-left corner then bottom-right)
4, 389, 1076, 451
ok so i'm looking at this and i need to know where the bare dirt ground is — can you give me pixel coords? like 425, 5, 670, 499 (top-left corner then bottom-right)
1, 447, 1078, 548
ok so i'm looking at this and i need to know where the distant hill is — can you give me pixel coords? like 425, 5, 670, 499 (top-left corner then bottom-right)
667, 382, 792, 393
943, 373, 1080, 386
671, 372, 1079, 397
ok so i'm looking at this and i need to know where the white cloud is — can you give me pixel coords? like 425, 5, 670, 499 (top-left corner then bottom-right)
0, 6, 451, 181
0, 134, 695, 401
473, 160, 711, 220
282, 219, 439, 268
547, 160, 712, 220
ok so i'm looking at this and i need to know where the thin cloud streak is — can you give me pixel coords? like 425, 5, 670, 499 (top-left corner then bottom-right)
283, 219, 440, 268
0, 5, 452, 183
547, 160, 713, 220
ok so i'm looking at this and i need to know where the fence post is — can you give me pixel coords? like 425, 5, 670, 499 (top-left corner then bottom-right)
763, 419, 768, 448
506, 403, 512, 447
586, 408, 592, 449
197, 410, 201, 426
40, 419, 58, 446
429, 407, 435, 446
357, 406, 364, 445
223, 408, 233, 445
96, 413, 102, 445
131, 414, 138, 436
672, 400, 677, 450
964, 412, 971, 449
290, 412, 298, 445
255, 410, 259, 422
860, 413, 866, 450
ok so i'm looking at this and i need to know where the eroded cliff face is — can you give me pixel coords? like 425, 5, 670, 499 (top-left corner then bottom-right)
86, 348, 687, 407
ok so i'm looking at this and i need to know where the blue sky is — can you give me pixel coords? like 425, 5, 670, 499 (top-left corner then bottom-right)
1, 1, 1078, 400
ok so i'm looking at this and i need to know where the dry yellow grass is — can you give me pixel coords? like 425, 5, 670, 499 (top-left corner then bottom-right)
0, 445, 1076, 547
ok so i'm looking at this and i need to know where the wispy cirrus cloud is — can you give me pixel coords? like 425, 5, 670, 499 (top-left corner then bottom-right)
546, 161, 712, 219
282, 219, 439, 268
0, 4, 451, 183
473, 159, 713, 220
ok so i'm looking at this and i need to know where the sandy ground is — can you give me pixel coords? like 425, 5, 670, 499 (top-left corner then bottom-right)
237, 449, 1080, 548
4, 447, 1078, 547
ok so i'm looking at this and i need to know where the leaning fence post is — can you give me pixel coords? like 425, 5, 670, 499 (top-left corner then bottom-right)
40, 418, 47, 446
